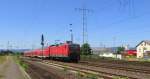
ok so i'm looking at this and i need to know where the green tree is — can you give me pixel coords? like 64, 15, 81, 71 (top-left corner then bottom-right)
0, 50, 14, 55
81, 43, 92, 55
117, 47, 125, 54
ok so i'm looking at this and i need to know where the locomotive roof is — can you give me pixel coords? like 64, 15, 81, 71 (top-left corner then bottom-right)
50, 43, 79, 47
24, 42, 80, 53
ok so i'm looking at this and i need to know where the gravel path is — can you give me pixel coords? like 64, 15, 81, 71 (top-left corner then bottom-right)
0, 56, 27, 79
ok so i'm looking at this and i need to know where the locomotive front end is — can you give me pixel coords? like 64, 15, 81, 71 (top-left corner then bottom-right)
69, 44, 80, 62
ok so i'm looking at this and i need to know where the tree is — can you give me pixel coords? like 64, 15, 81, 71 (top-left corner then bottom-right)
116, 47, 125, 54
0, 50, 14, 55
81, 43, 92, 55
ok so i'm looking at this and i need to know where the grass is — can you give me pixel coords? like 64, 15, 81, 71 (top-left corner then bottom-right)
81, 55, 150, 63
13, 55, 28, 70
86, 74, 98, 79
0, 75, 4, 78
76, 71, 87, 79
0, 56, 6, 64
113, 76, 129, 79
137, 58, 150, 63
76, 70, 99, 79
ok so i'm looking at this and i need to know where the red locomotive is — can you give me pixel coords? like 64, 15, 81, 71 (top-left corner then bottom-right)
24, 41, 80, 62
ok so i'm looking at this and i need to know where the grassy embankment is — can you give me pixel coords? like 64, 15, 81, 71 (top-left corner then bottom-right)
0, 56, 7, 79
13, 55, 28, 70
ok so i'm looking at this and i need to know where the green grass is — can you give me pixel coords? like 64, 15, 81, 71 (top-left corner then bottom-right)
86, 74, 98, 79
113, 76, 129, 79
137, 58, 150, 62
76, 71, 99, 79
13, 56, 28, 70
0, 56, 6, 64
0, 75, 4, 78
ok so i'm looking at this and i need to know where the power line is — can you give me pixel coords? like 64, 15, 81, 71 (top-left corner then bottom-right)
118, 0, 135, 16
75, 6, 92, 44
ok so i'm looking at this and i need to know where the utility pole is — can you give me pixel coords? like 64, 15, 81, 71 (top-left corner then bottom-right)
118, 0, 134, 16
7, 41, 10, 51
75, 2, 92, 44
113, 36, 117, 54
7, 41, 12, 51
32, 44, 35, 50
113, 36, 116, 48
41, 34, 44, 60
69, 24, 73, 43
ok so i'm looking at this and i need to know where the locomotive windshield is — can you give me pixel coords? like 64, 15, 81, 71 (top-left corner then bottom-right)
69, 44, 80, 52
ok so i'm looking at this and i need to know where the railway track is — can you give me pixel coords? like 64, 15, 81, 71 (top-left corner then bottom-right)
24, 60, 64, 79
79, 61, 150, 74
23, 57, 150, 79
44, 60, 150, 79
23, 58, 128, 79
42, 60, 138, 79
24, 58, 115, 79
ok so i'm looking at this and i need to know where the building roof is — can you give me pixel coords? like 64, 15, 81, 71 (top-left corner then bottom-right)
136, 40, 150, 47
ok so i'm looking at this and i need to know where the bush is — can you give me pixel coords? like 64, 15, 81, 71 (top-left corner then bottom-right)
81, 43, 92, 55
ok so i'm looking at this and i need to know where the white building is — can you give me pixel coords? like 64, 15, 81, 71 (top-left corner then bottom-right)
136, 40, 150, 58
99, 52, 122, 59
92, 47, 122, 59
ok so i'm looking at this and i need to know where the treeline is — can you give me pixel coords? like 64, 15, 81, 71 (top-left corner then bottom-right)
81, 43, 92, 55
0, 50, 23, 55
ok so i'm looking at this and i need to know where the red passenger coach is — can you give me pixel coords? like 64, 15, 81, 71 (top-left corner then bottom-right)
24, 41, 80, 62
34, 49, 41, 57
24, 51, 32, 57
43, 47, 50, 57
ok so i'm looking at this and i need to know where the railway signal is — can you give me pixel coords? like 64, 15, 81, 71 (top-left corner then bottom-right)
69, 24, 73, 43
41, 34, 44, 46
41, 34, 44, 60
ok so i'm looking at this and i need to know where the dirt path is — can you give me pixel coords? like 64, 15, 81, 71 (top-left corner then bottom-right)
0, 56, 26, 79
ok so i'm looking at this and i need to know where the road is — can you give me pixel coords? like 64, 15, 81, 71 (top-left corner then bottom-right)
0, 56, 27, 79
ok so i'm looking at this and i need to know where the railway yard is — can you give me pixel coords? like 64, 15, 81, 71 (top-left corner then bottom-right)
21, 57, 150, 79
1, 41, 150, 79
0, 0, 150, 79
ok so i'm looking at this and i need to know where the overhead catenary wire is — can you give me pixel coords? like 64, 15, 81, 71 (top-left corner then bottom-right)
75, 0, 93, 44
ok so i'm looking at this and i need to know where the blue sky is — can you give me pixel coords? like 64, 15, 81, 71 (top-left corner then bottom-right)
0, 0, 150, 49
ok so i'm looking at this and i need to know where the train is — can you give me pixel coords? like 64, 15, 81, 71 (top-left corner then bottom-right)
24, 41, 80, 62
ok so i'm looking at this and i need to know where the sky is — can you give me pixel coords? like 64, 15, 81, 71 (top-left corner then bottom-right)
0, 0, 150, 49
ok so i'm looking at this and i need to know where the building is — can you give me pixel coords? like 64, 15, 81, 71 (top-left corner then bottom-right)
92, 47, 122, 59
136, 40, 150, 58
